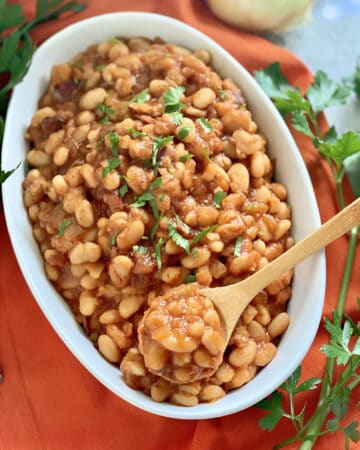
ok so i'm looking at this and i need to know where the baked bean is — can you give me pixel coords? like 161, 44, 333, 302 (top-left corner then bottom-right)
79, 291, 98, 316
98, 334, 121, 363
69, 242, 101, 264
268, 312, 290, 338
79, 87, 107, 110
228, 163, 249, 193
199, 385, 225, 402
75, 199, 94, 228
248, 321, 266, 342
215, 362, 235, 382
254, 343, 277, 366
192, 87, 216, 109
109, 255, 134, 288
181, 247, 210, 269
116, 220, 144, 249
229, 340, 257, 367
119, 295, 143, 319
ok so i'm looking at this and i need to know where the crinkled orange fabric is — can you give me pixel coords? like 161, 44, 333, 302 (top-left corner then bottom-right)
0, 1, 359, 449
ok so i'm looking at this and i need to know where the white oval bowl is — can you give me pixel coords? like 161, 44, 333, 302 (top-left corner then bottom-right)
1, 12, 326, 420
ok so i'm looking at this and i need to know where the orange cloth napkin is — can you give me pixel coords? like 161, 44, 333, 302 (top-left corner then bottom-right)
0, 1, 359, 449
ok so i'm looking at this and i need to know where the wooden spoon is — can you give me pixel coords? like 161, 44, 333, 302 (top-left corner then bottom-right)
201, 197, 360, 347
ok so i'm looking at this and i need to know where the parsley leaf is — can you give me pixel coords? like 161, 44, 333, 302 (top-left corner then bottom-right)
193, 225, 217, 244
97, 102, 115, 116
306, 71, 351, 115
96, 64, 106, 72
102, 157, 120, 178
150, 211, 164, 240
133, 245, 147, 254
321, 316, 354, 365
108, 232, 118, 249
56, 219, 72, 237
167, 221, 190, 254
254, 63, 293, 99
110, 38, 122, 44
197, 117, 213, 132
354, 59, 360, 99
254, 391, 284, 432
218, 88, 226, 100
163, 86, 185, 124
179, 153, 194, 162
175, 213, 191, 234
70, 60, 83, 69
212, 190, 227, 209
184, 273, 196, 283
130, 178, 162, 219
119, 183, 128, 197
234, 236, 242, 257
108, 131, 119, 156
291, 110, 314, 138
130, 89, 148, 104
152, 135, 173, 174
154, 237, 165, 269
319, 131, 360, 170
128, 128, 147, 138
0, 162, 20, 183
177, 126, 190, 139
344, 151, 360, 197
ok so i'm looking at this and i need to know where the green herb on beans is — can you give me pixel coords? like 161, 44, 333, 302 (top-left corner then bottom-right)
179, 153, 194, 162
178, 126, 190, 139
128, 128, 147, 138
167, 220, 190, 254
70, 60, 83, 69
119, 183, 128, 198
204, 148, 211, 162
109, 38, 122, 44
108, 131, 119, 156
254, 62, 360, 450
212, 190, 227, 209
192, 248, 199, 259
234, 236, 242, 257
152, 135, 173, 175
130, 177, 162, 219
108, 232, 118, 249
168, 167, 175, 174
132, 245, 147, 255
197, 117, 213, 132
175, 213, 191, 234
159, 193, 165, 202
98, 102, 115, 116
163, 85, 185, 125
184, 273, 196, 283
56, 218, 72, 237
150, 211, 164, 241
101, 157, 119, 178
0, 0, 86, 185
96, 64, 106, 72
130, 89, 148, 104
153, 237, 165, 269
218, 88, 226, 100
193, 225, 217, 244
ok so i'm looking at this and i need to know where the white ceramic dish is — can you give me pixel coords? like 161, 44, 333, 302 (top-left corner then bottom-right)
1, 12, 326, 420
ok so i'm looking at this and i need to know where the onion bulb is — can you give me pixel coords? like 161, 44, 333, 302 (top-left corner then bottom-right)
206, 0, 313, 33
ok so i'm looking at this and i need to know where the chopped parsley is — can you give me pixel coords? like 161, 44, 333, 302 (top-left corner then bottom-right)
163, 86, 185, 125
179, 153, 194, 162
234, 236, 243, 257
108, 131, 119, 156
184, 273, 196, 283
96, 64, 106, 72
110, 38, 123, 44
128, 128, 147, 138
218, 88, 226, 100
119, 183, 128, 197
56, 219, 71, 237
193, 225, 217, 244
108, 232, 119, 249
130, 89, 148, 104
177, 126, 190, 139
197, 117, 213, 132
152, 135, 173, 174
175, 213, 191, 234
71, 60, 83, 69
130, 177, 162, 219
101, 157, 120, 178
97, 103, 115, 116
133, 245, 147, 254
150, 211, 164, 240
154, 237, 165, 269
192, 248, 199, 259
212, 190, 227, 209
167, 220, 190, 254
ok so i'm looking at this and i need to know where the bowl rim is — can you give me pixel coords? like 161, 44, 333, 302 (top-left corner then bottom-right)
1, 11, 326, 420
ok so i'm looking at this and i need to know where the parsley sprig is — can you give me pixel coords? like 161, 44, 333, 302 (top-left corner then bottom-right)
0, 0, 86, 185
254, 63, 360, 449
130, 177, 162, 220
163, 86, 185, 125
152, 135, 173, 175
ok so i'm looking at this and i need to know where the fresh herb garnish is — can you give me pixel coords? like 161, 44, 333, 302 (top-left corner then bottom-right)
218, 88, 226, 100
128, 128, 147, 138
150, 211, 164, 240
96, 64, 106, 72
184, 273, 196, 283
212, 190, 227, 209
234, 236, 243, 257
177, 126, 190, 139
108, 131, 119, 156
110, 38, 122, 44
119, 183, 128, 197
130, 89, 148, 104
197, 118, 213, 132
97, 102, 116, 116
132, 245, 147, 254
175, 213, 191, 234
193, 225, 217, 244
152, 135, 173, 174
192, 248, 199, 259
70, 60, 83, 69
101, 157, 120, 178
0, 162, 20, 183
154, 237, 165, 269
163, 85, 185, 125
56, 219, 72, 237
167, 220, 190, 254
254, 62, 360, 449
130, 177, 162, 219
0, 0, 86, 185
179, 153, 194, 162
108, 232, 118, 249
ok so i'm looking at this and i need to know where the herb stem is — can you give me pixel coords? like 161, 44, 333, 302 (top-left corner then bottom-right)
335, 177, 346, 211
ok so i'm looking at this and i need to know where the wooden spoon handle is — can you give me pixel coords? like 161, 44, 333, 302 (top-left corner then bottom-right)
230, 197, 360, 301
